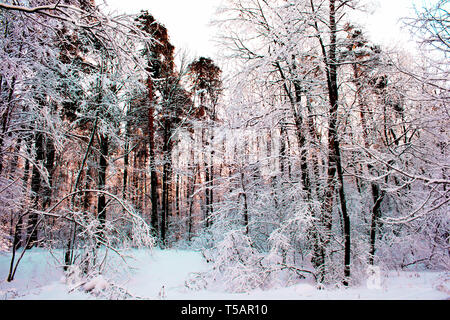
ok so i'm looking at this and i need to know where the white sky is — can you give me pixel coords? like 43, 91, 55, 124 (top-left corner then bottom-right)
353, 0, 424, 50
103, 0, 223, 59
102, 0, 425, 59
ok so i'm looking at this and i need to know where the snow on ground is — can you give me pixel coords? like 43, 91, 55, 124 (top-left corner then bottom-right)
0, 248, 90, 300
0, 248, 448, 300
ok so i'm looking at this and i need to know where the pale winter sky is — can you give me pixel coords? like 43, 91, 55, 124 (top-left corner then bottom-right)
103, 0, 223, 59
103, 0, 425, 59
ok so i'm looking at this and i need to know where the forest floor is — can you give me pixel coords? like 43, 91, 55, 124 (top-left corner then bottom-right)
0, 248, 448, 300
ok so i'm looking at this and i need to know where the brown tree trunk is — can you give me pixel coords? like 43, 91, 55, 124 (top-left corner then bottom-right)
26, 131, 44, 249
147, 78, 159, 238
161, 121, 173, 246
0, 76, 16, 175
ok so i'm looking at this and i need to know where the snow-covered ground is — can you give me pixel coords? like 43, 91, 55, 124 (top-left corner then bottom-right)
0, 248, 448, 300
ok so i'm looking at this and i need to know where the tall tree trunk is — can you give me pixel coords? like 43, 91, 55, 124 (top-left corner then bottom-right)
26, 131, 44, 249
148, 78, 159, 238
0, 76, 16, 175
123, 108, 130, 201
175, 173, 180, 217
6, 137, 31, 281
83, 165, 93, 212
208, 125, 215, 227
327, 0, 350, 284
240, 170, 249, 235
276, 61, 322, 276
279, 123, 287, 177
275, 61, 312, 193
161, 121, 172, 246
42, 137, 55, 209
369, 184, 384, 264
187, 146, 198, 242
313, 0, 351, 284
96, 133, 108, 247
65, 113, 99, 267
202, 126, 212, 228
352, 60, 385, 266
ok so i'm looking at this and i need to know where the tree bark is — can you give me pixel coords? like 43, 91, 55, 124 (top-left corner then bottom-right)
26, 131, 44, 249
96, 133, 108, 247
314, 0, 351, 284
148, 79, 159, 238
160, 120, 173, 246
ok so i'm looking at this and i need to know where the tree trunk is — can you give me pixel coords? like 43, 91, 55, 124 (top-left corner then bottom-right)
208, 125, 215, 227
148, 79, 159, 238
42, 136, 55, 209
352, 59, 385, 266
96, 133, 108, 247
329, 0, 350, 284
240, 170, 249, 235
26, 131, 44, 249
0, 76, 16, 175
202, 126, 212, 228
161, 122, 173, 247
316, 0, 351, 284
187, 160, 198, 242
279, 123, 287, 177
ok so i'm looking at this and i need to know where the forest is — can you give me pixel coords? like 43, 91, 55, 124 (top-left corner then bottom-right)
0, 0, 448, 299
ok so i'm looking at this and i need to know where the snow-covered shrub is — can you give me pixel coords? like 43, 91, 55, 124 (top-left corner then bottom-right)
31, 197, 158, 298
208, 229, 266, 293
65, 265, 140, 299
130, 215, 156, 249
83, 274, 109, 293
366, 265, 382, 289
